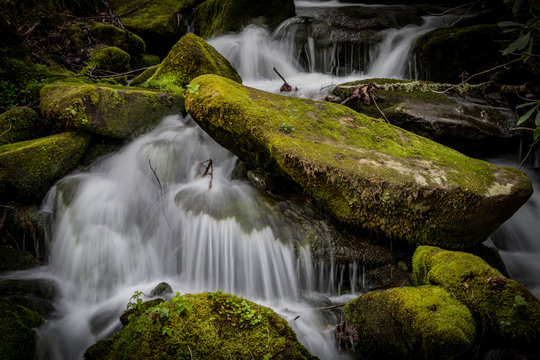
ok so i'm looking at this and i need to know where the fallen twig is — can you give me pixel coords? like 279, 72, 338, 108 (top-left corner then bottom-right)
519, 137, 540, 169
198, 159, 214, 190
273, 67, 297, 92
148, 158, 172, 228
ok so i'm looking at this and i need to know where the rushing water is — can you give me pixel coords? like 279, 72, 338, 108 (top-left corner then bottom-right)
3, 1, 538, 359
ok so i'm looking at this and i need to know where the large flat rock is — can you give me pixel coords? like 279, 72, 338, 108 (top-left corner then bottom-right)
185, 74, 532, 248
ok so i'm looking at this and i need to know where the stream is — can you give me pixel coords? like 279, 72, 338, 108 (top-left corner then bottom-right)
3, 1, 539, 359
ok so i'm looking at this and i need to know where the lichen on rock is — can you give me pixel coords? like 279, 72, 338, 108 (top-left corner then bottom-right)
343, 285, 476, 359
84, 291, 316, 360
412, 246, 540, 350
185, 74, 532, 249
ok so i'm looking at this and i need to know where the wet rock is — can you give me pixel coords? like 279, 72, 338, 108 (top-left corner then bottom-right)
414, 24, 505, 83
150, 282, 173, 298
343, 285, 476, 359
0, 299, 42, 360
85, 291, 316, 360
0, 132, 91, 200
0, 279, 57, 317
193, 0, 295, 39
40, 83, 184, 139
146, 33, 241, 89
0, 247, 37, 273
412, 246, 540, 351
0, 107, 41, 146
332, 79, 520, 156
86, 46, 131, 73
89, 22, 146, 55
186, 74, 532, 249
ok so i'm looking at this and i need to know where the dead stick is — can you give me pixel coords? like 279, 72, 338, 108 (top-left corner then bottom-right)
312, 304, 346, 311
370, 95, 390, 124
148, 159, 172, 228
519, 137, 540, 169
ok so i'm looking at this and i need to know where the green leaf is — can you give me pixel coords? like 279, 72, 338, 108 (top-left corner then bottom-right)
503, 28, 521, 33
497, 21, 523, 27
516, 101, 536, 109
534, 126, 540, 140
512, 0, 523, 14
504, 31, 531, 54
517, 106, 536, 125
535, 111, 540, 127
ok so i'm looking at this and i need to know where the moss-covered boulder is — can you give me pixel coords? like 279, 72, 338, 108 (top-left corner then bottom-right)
89, 22, 146, 55
87, 46, 131, 73
84, 291, 316, 360
0, 247, 36, 273
146, 33, 241, 89
108, 0, 199, 56
131, 53, 161, 70
414, 25, 504, 83
40, 83, 184, 139
332, 79, 518, 155
0, 132, 91, 200
412, 246, 540, 350
0, 279, 57, 317
185, 74, 532, 249
0, 107, 41, 145
193, 0, 295, 39
0, 299, 42, 360
343, 286, 476, 359
130, 65, 158, 86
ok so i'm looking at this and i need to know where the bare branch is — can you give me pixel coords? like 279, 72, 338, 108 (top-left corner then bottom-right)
148, 158, 172, 228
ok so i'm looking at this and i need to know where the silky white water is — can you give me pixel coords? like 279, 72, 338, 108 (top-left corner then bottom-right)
31, 115, 357, 359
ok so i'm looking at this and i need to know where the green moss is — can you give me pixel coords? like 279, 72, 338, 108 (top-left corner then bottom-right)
0, 132, 91, 200
0, 247, 36, 272
412, 246, 540, 350
0, 107, 41, 145
344, 285, 475, 359
131, 54, 160, 70
40, 82, 185, 139
84, 291, 316, 360
147, 33, 241, 88
130, 65, 158, 86
0, 299, 42, 360
89, 22, 146, 55
87, 46, 131, 73
193, 0, 295, 38
185, 74, 532, 248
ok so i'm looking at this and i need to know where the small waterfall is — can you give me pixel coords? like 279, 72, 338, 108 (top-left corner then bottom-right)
490, 165, 540, 297
33, 115, 357, 360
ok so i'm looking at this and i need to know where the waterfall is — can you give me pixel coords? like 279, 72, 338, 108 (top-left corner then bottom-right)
32, 115, 356, 360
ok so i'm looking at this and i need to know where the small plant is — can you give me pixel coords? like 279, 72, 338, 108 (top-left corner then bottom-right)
514, 295, 528, 307
171, 292, 192, 315
186, 83, 200, 94
279, 122, 294, 133
150, 302, 170, 320
126, 290, 144, 311
516, 100, 540, 139
207, 290, 263, 328
162, 326, 173, 337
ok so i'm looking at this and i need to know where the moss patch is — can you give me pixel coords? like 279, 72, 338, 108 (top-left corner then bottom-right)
193, 0, 295, 39
84, 291, 316, 360
344, 285, 475, 359
0, 247, 37, 273
0, 107, 41, 145
87, 46, 131, 73
0, 132, 91, 200
185, 74, 532, 249
147, 33, 241, 89
0, 299, 42, 360
40, 82, 184, 139
412, 246, 540, 350
89, 22, 146, 55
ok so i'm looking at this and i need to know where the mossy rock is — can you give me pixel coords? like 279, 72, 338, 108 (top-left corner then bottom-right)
40, 83, 184, 139
84, 291, 316, 360
0, 132, 91, 200
130, 65, 158, 86
193, 0, 295, 39
414, 25, 505, 83
343, 285, 476, 359
0, 247, 36, 273
0, 279, 57, 317
89, 22, 146, 55
87, 46, 131, 73
412, 246, 540, 350
332, 79, 518, 156
147, 33, 241, 89
0, 107, 41, 145
130, 53, 161, 70
185, 74, 532, 249
0, 299, 42, 360
108, 0, 199, 57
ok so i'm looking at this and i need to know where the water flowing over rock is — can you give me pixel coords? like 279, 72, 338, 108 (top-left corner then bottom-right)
332, 79, 519, 155
186, 74, 532, 248
40, 83, 184, 139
